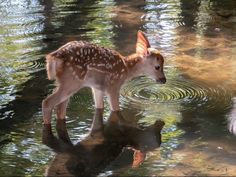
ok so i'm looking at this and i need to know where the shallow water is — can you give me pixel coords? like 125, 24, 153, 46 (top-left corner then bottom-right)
0, 0, 236, 176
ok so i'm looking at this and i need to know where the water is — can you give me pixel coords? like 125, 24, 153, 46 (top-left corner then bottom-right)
0, 0, 236, 176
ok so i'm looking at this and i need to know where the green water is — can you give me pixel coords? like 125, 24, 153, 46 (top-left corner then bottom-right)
0, 0, 236, 176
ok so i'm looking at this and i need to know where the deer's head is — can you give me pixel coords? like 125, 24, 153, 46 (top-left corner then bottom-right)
136, 31, 166, 84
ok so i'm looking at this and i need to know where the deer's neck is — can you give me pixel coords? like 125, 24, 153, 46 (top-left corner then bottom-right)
124, 53, 144, 80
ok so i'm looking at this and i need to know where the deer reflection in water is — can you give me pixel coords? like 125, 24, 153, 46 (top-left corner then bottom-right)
42, 109, 164, 176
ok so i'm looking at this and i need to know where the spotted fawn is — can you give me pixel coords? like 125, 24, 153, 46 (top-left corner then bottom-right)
42, 31, 166, 124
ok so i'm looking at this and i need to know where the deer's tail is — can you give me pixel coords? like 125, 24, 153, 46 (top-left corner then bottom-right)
45, 54, 62, 80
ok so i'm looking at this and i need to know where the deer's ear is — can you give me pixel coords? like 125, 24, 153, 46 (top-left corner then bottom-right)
136, 30, 151, 57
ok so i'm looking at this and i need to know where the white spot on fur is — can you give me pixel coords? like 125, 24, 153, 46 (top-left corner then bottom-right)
106, 63, 111, 69
97, 64, 105, 67
76, 65, 82, 69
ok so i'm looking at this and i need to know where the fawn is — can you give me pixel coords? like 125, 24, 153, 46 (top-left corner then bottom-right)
42, 31, 166, 124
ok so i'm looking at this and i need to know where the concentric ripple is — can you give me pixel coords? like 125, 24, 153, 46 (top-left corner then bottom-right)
121, 76, 232, 110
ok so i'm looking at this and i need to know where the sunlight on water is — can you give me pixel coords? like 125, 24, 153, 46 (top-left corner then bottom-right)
172, 29, 236, 92
122, 76, 232, 110
0, 0, 45, 109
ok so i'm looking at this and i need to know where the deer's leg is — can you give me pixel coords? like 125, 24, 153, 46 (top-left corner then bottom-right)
92, 88, 104, 109
42, 85, 79, 124
42, 89, 63, 124
56, 99, 69, 120
107, 90, 120, 111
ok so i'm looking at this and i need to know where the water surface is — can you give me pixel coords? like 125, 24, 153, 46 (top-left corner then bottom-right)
0, 0, 236, 176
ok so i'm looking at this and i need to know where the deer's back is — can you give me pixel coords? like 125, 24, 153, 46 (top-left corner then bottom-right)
48, 41, 127, 82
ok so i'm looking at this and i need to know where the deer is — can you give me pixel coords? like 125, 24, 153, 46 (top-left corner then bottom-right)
42, 31, 166, 124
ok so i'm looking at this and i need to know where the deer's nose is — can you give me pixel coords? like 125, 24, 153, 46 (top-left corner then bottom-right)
158, 77, 166, 84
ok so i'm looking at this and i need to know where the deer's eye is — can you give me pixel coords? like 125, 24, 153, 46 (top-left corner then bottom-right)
155, 65, 160, 70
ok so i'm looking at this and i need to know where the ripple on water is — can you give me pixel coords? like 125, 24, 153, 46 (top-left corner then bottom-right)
121, 76, 232, 111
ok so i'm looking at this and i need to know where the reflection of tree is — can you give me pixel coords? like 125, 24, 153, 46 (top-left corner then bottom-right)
112, 0, 146, 54
179, 0, 200, 27
43, 109, 164, 176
